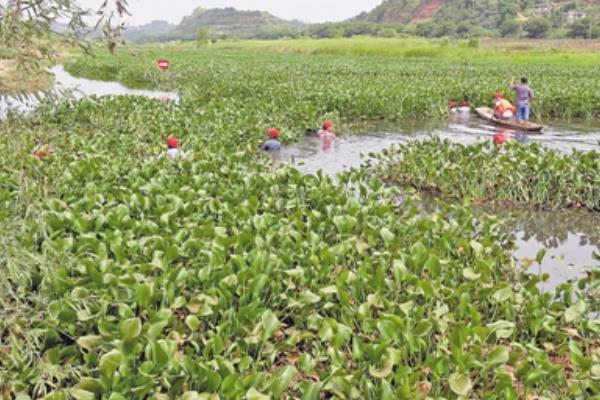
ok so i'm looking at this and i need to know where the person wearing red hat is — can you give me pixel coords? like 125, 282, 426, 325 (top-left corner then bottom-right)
163, 136, 183, 160
493, 129, 513, 146
494, 92, 516, 120
457, 98, 470, 114
32, 144, 54, 160
448, 99, 458, 112
317, 120, 336, 151
261, 128, 282, 152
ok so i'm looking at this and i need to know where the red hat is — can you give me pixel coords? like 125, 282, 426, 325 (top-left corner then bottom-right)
267, 128, 280, 139
493, 133, 507, 145
322, 120, 334, 130
166, 136, 180, 149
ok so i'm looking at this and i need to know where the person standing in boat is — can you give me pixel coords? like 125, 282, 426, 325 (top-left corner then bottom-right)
509, 78, 534, 124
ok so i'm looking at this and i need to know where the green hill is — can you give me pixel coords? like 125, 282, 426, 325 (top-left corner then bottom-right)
169, 7, 305, 40
124, 20, 175, 43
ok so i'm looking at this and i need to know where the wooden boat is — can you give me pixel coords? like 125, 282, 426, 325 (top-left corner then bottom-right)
475, 107, 543, 133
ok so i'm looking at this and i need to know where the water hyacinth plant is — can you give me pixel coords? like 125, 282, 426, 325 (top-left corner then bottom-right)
0, 44, 599, 399
372, 137, 600, 210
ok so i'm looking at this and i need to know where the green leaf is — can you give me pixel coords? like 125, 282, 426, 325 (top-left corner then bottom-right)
179, 392, 201, 400
413, 320, 433, 337
43, 392, 66, 400
246, 388, 270, 400
76, 335, 102, 351
135, 283, 153, 308
565, 300, 586, 323
99, 349, 122, 378
320, 285, 338, 295
492, 286, 513, 303
380, 227, 395, 243
69, 390, 95, 400
470, 240, 484, 257
487, 346, 509, 366
270, 365, 297, 398
487, 320, 515, 339
535, 248, 547, 264
121, 317, 142, 340
448, 373, 472, 396
301, 382, 322, 400
299, 290, 321, 305
150, 340, 169, 369
369, 349, 401, 379
261, 309, 280, 340
463, 268, 481, 281
186, 315, 200, 331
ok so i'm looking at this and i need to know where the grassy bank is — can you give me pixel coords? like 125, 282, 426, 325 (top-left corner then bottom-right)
0, 60, 53, 94
212, 37, 600, 65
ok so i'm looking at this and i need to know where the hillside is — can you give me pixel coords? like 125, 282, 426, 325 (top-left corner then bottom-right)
356, 0, 600, 30
123, 20, 175, 43
169, 7, 304, 40
354, 0, 424, 24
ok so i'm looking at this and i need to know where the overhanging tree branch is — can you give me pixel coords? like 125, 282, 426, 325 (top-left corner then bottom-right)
0, 0, 130, 70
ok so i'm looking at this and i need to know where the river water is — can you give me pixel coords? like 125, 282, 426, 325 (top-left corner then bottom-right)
278, 121, 600, 292
0, 65, 178, 119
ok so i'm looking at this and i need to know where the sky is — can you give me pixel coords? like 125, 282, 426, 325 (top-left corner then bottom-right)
77, 0, 383, 26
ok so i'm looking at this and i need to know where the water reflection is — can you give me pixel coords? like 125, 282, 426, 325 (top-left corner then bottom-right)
477, 206, 599, 292
418, 197, 600, 293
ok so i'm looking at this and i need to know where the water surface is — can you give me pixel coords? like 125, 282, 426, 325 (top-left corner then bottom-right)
0, 65, 178, 119
279, 128, 599, 292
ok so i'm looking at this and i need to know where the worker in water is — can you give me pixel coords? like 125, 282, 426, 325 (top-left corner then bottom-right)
32, 144, 54, 159
318, 120, 336, 151
457, 98, 470, 113
494, 92, 516, 120
261, 128, 282, 152
448, 99, 457, 112
510, 77, 534, 124
493, 129, 513, 146
163, 136, 184, 160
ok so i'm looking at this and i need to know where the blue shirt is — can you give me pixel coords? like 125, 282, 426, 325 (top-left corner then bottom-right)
262, 139, 281, 151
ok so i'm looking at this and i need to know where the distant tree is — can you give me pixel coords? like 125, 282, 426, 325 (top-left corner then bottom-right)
434, 21, 457, 37
415, 22, 436, 37
377, 27, 398, 38
196, 27, 210, 47
456, 22, 472, 38
523, 17, 551, 38
497, 0, 518, 24
567, 18, 599, 39
500, 20, 523, 37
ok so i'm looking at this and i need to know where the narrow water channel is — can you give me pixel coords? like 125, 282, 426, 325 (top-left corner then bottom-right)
0, 65, 178, 118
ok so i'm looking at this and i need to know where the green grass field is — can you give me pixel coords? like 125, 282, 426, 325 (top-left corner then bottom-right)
211, 36, 600, 65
